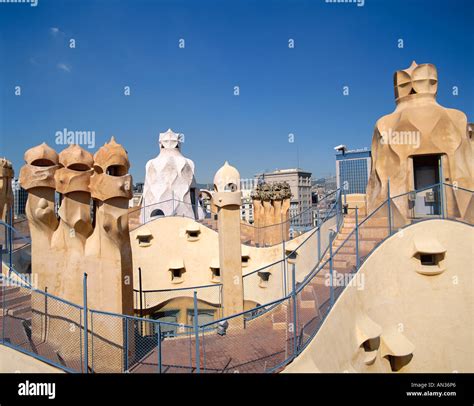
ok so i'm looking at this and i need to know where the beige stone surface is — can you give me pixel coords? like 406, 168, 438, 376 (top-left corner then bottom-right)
0, 345, 64, 373
284, 220, 474, 373
366, 62, 473, 221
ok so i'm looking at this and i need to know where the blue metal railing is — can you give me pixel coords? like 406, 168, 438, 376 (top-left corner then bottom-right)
0, 182, 472, 373
196, 181, 474, 372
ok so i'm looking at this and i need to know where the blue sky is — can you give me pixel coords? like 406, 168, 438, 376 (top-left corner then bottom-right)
1, 0, 473, 183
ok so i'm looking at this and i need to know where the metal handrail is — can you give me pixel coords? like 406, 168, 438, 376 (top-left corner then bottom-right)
199, 182, 473, 330
199, 295, 292, 329
0, 182, 471, 374
389, 181, 441, 200
134, 282, 222, 294
242, 188, 341, 279
132, 188, 340, 232
89, 307, 193, 329
282, 188, 342, 259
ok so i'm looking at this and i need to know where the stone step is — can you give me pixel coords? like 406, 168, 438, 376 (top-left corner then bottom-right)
1, 291, 30, 308
0, 286, 21, 297
321, 263, 353, 273
335, 245, 354, 255
359, 239, 381, 252
300, 288, 314, 301
359, 227, 388, 240
334, 253, 356, 263
345, 216, 388, 227
272, 308, 288, 330
10, 304, 31, 318
339, 227, 353, 235
333, 259, 348, 269
333, 238, 356, 248
297, 307, 318, 326
299, 299, 316, 310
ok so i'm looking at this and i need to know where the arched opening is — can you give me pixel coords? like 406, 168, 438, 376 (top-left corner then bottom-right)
150, 209, 164, 217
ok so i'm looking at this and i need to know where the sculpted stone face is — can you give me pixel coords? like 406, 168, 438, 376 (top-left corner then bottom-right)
90, 136, 132, 201
19, 138, 134, 371
394, 61, 438, 102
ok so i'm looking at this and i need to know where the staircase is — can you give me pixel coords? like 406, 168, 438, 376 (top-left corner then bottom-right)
0, 282, 31, 319
271, 211, 391, 347
0, 279, 32, 352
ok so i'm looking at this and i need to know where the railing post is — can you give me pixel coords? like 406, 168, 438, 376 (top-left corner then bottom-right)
329, 232, 334, 307
8, 209, 13, 275
123, 317, 128, 372
142, 197, 145, 224
439, 161, 445, 219
219, 284, 223, 319
157, 322, 162, 373
355, 206, 359, 269
193, 291, 200, 373
440, 181, 445, 219
83, 272, 89, 374
317, 215, 321, 261
2, 257, 5, 344
291, 263, 298, 356
387, 178, 392, 235
138, 267, 143, 318
44, 287, 49, 342
280, 214, 287, 296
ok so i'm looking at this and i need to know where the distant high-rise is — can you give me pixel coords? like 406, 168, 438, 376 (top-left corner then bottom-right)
335, 147, 371, 194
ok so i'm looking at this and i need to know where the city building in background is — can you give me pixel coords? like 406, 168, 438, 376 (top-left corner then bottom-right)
311, 175, 337, 226
240, 187, 254, 223
335, 147, 371, 194
12, 178, 27, 219
255, 168, 312, 229
131, 182, 144, 207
